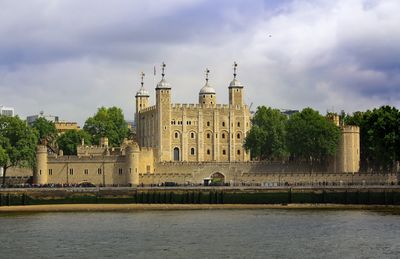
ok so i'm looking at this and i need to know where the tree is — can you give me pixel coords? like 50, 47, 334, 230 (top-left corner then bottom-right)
346, 106, 399, 171
31, 117, 58, 146
83, 107, 129, 147
286, 108, 340, 163
0, 115, 38, 185
244, 106, 287, 160
57, 130, 92, 155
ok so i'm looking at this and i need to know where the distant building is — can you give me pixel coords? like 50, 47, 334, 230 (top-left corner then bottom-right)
280, 109, 299, 117
54, 121, 80, 134
27, 111, 59, 125
0, 105, 14, 117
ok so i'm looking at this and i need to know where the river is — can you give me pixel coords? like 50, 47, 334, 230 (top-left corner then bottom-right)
0, 209, 399, 258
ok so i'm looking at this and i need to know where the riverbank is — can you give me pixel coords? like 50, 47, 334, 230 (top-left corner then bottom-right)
1, 203, 400, 213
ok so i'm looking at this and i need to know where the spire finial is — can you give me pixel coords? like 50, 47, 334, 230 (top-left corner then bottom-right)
233, 61, 238, 79
140, 72, 145, 87
205, 68, 210, 83
161, 62, 166, 79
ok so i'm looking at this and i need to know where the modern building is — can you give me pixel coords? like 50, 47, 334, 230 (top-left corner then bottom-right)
27, 111, 59, 125
0, 105, 14, 117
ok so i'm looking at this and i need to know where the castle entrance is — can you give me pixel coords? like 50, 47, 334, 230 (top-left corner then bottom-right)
204, 172, 225, 186
173, 147, 180, 161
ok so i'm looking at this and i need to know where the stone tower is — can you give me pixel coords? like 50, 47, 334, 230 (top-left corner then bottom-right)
135, 72, 150, 145
125, 143, 140, 186
135, 72, 150, 113
199, 68, 216, 106
337, 126, 360, 173
327, 113, 360, 173
228, 62, 244, 107
155, 62, 172, 161
34, 145, 48, 185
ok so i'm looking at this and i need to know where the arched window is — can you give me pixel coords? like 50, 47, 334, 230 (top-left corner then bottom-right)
207, 121, 210, 126
173, 148, 180, 161
222, 133, 225, 139
222, 122, 225, 127
207, 133, 210, 139
175, 132, 179, 138
237, 122, 240, 127
190, 148, 195, 155
222, 150, 226, 155
191, 132, 195, 139
237, 149, 241, 155
207, 149, 211, 155
237, 133, 240, 139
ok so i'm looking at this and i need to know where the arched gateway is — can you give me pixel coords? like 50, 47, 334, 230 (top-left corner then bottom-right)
204, 172, 225, 186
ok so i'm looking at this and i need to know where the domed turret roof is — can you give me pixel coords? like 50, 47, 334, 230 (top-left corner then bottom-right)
136, 87, 149, 97
156, 78, 171, 89
229, 78, 243, 88
156, 62, 171, 89
199, 68, 215, 95
229, 61, 244, 88
136, 72, 150, 97
199, 83, 216, 94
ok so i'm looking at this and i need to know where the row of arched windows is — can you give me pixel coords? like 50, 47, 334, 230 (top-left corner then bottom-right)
172, 147, 243, 161
173, 131, 242, 140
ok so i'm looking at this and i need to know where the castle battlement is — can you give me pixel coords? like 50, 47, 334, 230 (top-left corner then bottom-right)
48, 155, 125, 163
171, 103, 201, 109
342, 125, 360, 133
140, 105, 157, 113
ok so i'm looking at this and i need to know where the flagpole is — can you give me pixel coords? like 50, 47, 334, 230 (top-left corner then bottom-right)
153, 65, 156, 88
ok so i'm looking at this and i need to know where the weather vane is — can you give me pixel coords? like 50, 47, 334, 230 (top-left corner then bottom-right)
161, 62, 166, 79
233, 61, 238, 79
205, 68, 210, 83
140, 72, 145, 87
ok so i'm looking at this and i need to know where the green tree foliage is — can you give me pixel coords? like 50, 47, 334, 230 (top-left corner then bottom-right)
0, 115, 38, 185
346, 106, 400, 171
31, 117, 57, 146
83, 107, 129, 147
286, 108, 341, 163
57, 130, 92, 156
244, 106, 287, 160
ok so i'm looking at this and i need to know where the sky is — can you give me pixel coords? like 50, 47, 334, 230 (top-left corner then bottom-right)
0, 0, 399, 126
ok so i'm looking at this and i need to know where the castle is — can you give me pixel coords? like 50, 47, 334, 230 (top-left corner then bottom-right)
33, 63, 372, 187
135, 62, 250, 162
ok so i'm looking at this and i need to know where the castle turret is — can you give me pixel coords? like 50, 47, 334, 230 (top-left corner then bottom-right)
326, 113, 340, 127
126, 143, 140, 186
34, 145, 48, 185
336, 125, 360, 173
135, 72, 150, 114
156, 62, 172, 161
199, 68, 216, 106
327, 113, 360, 173
228, 62, 244, 107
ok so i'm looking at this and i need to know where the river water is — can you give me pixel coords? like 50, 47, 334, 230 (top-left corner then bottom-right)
0, 209, 399, 258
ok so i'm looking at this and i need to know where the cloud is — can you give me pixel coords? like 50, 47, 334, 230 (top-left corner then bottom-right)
0, 0, 399, 125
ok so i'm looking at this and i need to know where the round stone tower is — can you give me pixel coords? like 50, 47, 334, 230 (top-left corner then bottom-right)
125, 142, 140, 186
34, 145, 48, 185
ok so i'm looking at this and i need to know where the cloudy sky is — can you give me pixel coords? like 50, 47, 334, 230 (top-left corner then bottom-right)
0, 0, 399, 125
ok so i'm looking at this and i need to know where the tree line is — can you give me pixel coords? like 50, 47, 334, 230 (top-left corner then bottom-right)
245, 105, 400, 172
244, 107, 341, 164
344, 105, 400, 171
0, 107, 129, 185
1, 104, 399, 185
